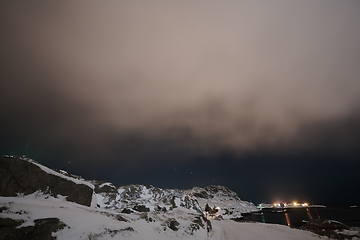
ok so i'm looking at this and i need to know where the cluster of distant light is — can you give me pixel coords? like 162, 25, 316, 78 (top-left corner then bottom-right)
257, 202, 310, 209
273, 202, 309, 208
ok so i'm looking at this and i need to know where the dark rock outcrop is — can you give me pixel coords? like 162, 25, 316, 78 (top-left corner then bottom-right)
0, 156, 93, 206
300, 219, 358, 240
0, 217, 24, 227
166, 218, 180, 231
133, 204, 150, 212
0, 217, 66, 240
192, 185, 240, 200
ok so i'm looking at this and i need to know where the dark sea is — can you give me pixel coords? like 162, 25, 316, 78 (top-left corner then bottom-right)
242, 206, 360, 227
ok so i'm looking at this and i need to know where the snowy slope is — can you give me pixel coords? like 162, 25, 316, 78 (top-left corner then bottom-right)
211, 220, 327, 240
0, 195, 330, 240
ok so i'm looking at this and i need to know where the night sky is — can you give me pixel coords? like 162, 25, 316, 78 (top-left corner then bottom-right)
1, 0, 360, 205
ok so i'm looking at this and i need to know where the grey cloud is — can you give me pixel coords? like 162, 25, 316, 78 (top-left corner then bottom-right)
1, 0, 360, 163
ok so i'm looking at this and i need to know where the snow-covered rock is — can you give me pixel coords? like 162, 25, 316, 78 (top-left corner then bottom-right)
0, 156, 93, 207
185, 185, 258, 219
0, 155, 257, 219
0, 195, 334, 240
93, 183, 202, 213
93, 182, 258, 220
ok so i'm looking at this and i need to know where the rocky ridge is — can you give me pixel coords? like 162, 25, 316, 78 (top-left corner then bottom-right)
0, 155, 258, 240
93, 181, 257, 219
0, 155, 258, 218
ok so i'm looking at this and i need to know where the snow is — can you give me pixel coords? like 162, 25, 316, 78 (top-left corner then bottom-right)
336, 229, 360, 236
99, 182, 115, 188
90, 192, 98, 208
21, 156, 94, 189
211, 220, 327, 240
0, 194, 330, 240
174, 197, 182, 208
140, 186, 151, 199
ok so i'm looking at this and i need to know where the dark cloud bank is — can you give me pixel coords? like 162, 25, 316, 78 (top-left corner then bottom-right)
1, 0, 360, 204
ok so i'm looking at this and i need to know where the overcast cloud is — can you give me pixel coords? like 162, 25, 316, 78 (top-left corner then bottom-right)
1, 0, 360, 164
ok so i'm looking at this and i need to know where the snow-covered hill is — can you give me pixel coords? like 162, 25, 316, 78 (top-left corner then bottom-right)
1, 155, 357, 239
1, 193, 333, 240
0, 155, 257, 219
92, 182, 258, 220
